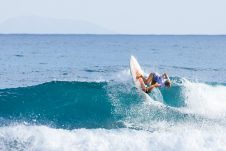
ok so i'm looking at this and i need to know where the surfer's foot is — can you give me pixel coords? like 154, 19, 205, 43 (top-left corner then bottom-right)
136, 72, 143, 79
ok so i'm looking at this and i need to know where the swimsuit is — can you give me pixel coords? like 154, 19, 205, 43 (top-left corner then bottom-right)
153, 73, 165, 88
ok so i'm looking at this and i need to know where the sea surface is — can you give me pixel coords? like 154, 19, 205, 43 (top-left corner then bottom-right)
0, 34, 226, 151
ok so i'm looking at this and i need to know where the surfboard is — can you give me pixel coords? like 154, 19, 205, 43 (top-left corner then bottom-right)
130, 56, 145, 91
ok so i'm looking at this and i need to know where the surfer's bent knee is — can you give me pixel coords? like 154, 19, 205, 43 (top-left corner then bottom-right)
150, 73, 155, 77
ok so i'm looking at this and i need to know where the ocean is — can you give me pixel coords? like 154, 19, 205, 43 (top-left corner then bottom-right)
0, 34, 226, 151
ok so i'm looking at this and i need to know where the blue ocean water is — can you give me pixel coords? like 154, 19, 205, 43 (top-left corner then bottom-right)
0, 34, 226, 151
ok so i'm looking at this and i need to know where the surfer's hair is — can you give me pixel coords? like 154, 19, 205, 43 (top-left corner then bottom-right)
164, 80, 171, 87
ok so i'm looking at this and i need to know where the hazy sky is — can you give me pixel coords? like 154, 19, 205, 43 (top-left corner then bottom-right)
0, 0, 226, 34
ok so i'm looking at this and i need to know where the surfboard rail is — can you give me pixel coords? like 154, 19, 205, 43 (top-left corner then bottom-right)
130, 55, 144, 90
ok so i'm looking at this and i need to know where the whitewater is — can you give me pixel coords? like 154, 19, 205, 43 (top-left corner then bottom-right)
0, 35, 226, 151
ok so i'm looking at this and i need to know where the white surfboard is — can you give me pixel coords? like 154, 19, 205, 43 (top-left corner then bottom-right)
130, 56, 145, 91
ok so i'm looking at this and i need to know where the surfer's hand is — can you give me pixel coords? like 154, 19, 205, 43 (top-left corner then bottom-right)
154, 83, 161, 87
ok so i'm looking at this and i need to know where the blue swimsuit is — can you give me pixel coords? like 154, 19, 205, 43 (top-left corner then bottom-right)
153, 73, 165, 87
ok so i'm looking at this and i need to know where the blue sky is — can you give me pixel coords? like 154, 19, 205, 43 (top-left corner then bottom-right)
0, 0, 226, 34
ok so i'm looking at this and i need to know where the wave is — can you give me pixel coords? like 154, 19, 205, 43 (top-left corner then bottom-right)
0, 78, 226, 130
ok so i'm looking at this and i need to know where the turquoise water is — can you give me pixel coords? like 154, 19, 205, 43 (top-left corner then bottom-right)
0, 35, 226, 151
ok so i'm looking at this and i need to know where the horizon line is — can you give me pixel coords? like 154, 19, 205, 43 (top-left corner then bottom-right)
0, 33, 226, 36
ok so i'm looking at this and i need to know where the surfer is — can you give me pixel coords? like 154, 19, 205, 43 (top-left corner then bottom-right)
136, 72, 171, 93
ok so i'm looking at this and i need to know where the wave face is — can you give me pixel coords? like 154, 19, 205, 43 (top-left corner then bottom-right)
0, 81, 114, 129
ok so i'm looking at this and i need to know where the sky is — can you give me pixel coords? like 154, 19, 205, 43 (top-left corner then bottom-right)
0, 0, 226, 34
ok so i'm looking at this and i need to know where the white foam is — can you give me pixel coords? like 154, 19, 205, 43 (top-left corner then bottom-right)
113, 68, 131, 82
182, 80, 226, 118
0, 124, 226, 151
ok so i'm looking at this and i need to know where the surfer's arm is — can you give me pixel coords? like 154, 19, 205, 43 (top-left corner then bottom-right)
146, 83, 161, 93
162, 73, 170, 80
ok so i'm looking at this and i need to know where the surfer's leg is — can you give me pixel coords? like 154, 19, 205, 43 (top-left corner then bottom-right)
138, 78, 147, 92
143, 73, 154, 85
